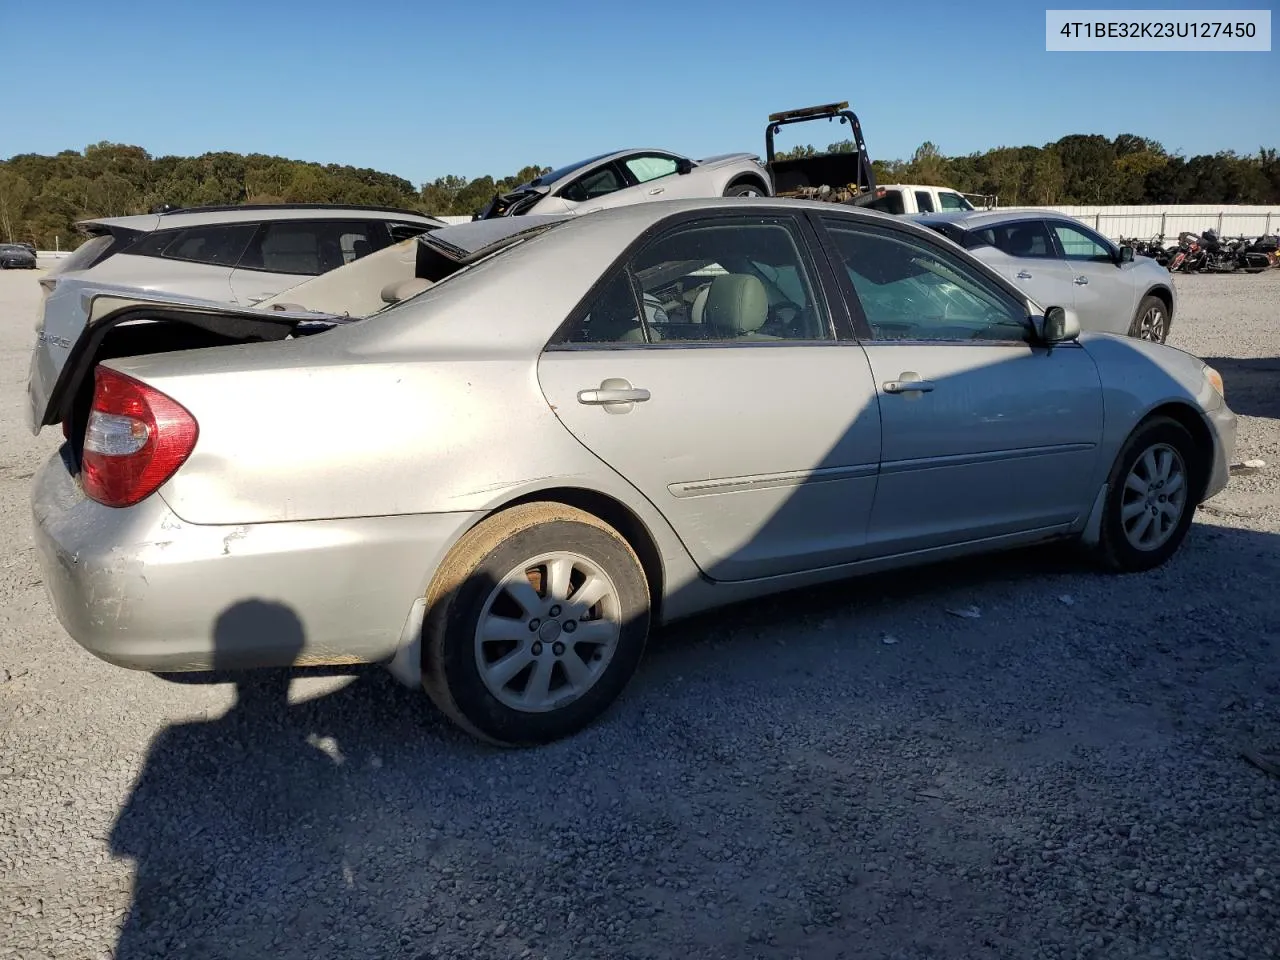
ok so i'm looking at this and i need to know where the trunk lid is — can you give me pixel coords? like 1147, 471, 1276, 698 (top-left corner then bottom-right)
27, 277, 346, 436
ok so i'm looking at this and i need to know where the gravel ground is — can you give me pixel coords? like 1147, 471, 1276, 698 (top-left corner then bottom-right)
1, 269, 1277, 960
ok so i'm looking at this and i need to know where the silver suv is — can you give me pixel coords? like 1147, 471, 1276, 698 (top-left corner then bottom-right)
43, 203, 445, 305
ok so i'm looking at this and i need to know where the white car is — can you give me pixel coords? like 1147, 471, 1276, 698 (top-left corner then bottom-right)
473, 149, 772, 219
41, 203, 445, 307
914, 210, 1176, 342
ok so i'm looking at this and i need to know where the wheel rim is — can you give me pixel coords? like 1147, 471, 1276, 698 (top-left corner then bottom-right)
474, 551, 622, 713
1138, 305, 1166, 341
1120, 442, 1188, 552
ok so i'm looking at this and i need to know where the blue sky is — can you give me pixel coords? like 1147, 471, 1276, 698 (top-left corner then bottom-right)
1, 0, 1275, 186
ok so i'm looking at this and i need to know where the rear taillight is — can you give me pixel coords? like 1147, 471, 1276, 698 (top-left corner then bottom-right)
81, 367, 198, 508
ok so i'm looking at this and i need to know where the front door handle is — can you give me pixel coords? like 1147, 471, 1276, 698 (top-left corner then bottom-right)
577, 378, 651, 412
883, 378, 936, 394
1016, 270, 1032, 279
648, 187, 665, 195
1073, 275, 1089, 285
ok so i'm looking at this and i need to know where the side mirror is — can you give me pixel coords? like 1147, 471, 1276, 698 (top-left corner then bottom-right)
675, 158, 694, 175
1118, 245, 1134, 263
1035, 305, 1081, 343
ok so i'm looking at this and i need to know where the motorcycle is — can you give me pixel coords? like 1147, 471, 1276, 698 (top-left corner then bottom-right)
1243, 233, 1279, 269
1199, 229, 1241, 273
1166, 231, 1200, 273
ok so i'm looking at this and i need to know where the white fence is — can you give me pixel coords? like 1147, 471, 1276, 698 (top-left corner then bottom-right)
1002, 204, 1280, 241
431, 206, 1278, 240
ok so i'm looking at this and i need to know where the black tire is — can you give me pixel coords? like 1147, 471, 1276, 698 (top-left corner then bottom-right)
421, 502, 650, 746
1128, 294, 1170, 343
1090, 416, 1202, 573
723, 181, 766, 198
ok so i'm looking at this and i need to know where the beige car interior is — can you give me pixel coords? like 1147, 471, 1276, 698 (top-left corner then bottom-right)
589, 272, 779, 343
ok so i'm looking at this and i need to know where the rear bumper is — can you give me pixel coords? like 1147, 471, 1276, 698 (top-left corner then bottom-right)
31, 448, 479, 673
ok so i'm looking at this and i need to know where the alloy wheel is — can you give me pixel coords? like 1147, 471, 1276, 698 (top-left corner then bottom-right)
474, 552, 622, 713
1120, 442, 1188, 551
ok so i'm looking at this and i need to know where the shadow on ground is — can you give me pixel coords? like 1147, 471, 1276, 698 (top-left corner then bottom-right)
109, 518, 1280, 960
1203, 356, 1280, 419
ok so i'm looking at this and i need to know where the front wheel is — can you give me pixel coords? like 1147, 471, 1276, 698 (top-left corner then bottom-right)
724, 182, 766, 197
1128, 294, 1170, 343
1089, 416, 1202, 573
421, 503, 651, 746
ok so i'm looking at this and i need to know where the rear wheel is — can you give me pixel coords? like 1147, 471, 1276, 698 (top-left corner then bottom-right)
1089, 416, 1201, 573
421, 503, 650, 746
724, 182, 766, 197
1128, 294, 1170, 343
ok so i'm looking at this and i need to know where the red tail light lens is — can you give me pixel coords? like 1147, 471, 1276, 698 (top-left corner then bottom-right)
81, 367, 198, 508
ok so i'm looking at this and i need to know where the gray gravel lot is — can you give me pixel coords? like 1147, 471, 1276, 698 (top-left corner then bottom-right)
1, 269, 1277, 960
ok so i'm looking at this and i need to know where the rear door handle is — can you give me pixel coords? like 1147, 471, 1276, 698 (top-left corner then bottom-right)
578, 387, 650, 404
1016, 270, 1032, 279
883, 379, 936, 394
1073, 275, 1089, 285
648, 187, 665, 195
577, 378, 651, 408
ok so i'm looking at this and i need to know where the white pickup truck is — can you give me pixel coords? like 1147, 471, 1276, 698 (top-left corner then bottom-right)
859, 183, 988, 215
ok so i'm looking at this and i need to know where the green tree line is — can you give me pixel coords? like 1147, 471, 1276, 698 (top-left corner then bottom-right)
2, 134, 1277, 249
779, 135, 1280, 207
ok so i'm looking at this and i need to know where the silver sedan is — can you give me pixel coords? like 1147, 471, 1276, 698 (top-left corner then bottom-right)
913, 210, 1177, 342
474, 148, 772, 219
29, 198, 1236, 746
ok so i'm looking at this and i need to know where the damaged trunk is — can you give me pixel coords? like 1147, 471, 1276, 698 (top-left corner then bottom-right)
29, 283, 347, 473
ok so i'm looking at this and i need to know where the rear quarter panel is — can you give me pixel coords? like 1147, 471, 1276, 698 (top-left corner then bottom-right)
113, 339, 630, 526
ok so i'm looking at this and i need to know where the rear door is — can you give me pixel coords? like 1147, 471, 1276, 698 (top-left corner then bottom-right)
537, 211, 884, 582
1047, 219, 1138, 335
227, 219, 385, 304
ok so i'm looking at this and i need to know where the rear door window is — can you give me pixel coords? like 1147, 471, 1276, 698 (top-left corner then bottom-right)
914, 191, 936, 213
986, 221, 1058, 259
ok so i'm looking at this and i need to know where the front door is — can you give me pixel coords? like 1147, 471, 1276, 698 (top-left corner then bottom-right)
815, 214, 1106, 555
1048, 219, 1139, 336
538, 213, 883, 582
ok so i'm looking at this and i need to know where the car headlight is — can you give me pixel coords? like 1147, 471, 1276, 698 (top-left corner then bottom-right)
1204, 364, 1224, 400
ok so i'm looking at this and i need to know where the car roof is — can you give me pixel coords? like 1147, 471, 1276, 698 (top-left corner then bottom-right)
533, 148, 689, 187
77, 203, 444, 233
911, 208, 1078, 230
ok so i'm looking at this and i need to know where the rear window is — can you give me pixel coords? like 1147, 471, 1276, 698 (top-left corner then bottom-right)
864, 192, 906, 215
46, 233, 115, 276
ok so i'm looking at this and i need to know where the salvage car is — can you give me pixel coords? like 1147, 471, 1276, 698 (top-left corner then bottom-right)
40, 202, 445, 306
474, 149, 772, 219
914, 209, 1176, 342
30, 198, 1234, 747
